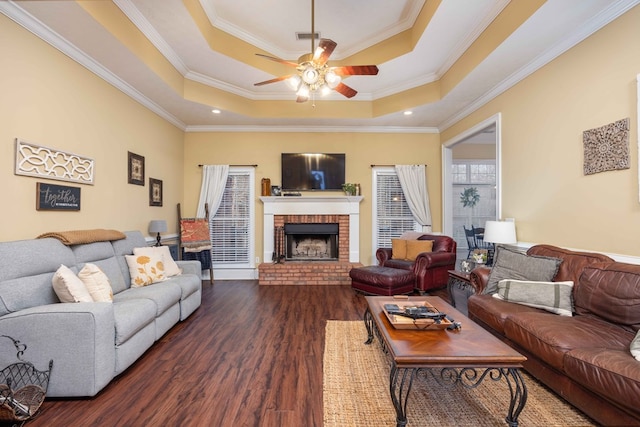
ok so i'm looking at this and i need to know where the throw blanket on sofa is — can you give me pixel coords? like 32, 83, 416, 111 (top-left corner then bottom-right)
37, 229, 126, 245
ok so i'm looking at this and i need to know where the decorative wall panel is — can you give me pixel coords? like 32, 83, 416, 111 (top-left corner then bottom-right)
15, 139, 94, 185
583, 118, 630, 176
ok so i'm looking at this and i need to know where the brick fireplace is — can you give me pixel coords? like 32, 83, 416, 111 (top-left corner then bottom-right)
258, 196, 363, 285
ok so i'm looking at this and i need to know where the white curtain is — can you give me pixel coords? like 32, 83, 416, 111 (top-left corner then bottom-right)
395, 164, 432, 233
196, 165, 229, 218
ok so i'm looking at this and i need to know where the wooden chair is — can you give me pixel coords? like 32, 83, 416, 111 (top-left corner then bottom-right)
178, 203, 214, 283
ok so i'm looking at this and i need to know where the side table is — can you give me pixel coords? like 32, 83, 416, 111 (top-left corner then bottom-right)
447, 270, 476, 316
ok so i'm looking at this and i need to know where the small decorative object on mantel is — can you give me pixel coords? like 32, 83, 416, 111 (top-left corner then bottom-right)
149, 178, 163, 207
15, 139, 94, 185
583, 117, 630, 175
128, 151, 145, 186
342, 183, 357, 196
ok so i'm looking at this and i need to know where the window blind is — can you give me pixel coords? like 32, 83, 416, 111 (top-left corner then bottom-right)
209, 171, 251, 264
373, 169, 417, 250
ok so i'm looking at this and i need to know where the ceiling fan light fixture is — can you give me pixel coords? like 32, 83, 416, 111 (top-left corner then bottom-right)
296, 84, 310, 98
325, 70, 340, 88
302, 66, 320, 85
287, 75, 301, 90
320, 84, 331, 96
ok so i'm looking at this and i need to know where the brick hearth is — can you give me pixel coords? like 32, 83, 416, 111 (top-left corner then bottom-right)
258, 214, 362, 285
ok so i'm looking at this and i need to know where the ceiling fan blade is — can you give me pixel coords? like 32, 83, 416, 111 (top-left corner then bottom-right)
296, 94, 309, 103
332, 65, 379, 76
254, 75, 295, 86
334, 82, 357, 98
255, 53, 300, 68
313, 38, 337, 66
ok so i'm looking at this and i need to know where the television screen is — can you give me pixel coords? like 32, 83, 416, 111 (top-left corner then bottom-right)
281, 153, 345, 191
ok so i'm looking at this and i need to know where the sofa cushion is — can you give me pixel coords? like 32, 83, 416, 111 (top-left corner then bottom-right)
114, 282, 181, 316
406, 240, 433, 261
484, 246, 561, 294
391, 239, 407, 260
125, 254, 167, 287
52, 265, 93, 303
167, 274, 201, 300
503, 312, 632, 372
468, 294, 542, 334
493, 279, 574, 316
134, 246, 181, 277
112, 299, 156, 345
563, 347, 640, 417
78, 263, 113, 302
575, 262, 640, 330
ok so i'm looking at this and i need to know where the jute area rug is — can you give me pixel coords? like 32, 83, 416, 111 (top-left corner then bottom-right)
323, 321, 595, 427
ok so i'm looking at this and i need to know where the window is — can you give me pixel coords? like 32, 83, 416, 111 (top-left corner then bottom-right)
209, 167, 255, 269
452, 160, 496, 249
372, 167, 418, 257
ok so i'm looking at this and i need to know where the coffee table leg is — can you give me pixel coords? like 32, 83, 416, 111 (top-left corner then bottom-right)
504, 368, 527, 427
389, 365, 417, 427
364, 307, 375, 344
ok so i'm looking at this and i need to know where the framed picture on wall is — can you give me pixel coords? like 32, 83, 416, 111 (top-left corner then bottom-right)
128, 151, 145, 185
149, 178, 163, 206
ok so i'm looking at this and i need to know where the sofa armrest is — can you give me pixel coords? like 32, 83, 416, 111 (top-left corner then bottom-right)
469, 266, 492, 294
376, 248, 392, 266
414, 251, 456, 270
0, 303, 115, 397
176, 260, 202, 276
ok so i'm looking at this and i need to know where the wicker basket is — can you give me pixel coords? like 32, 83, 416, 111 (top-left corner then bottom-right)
0, 336, 52, 426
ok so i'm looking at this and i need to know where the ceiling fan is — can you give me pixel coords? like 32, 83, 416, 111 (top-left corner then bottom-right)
253, 0, 379, 103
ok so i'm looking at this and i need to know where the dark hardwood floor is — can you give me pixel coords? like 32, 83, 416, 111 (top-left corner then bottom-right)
24, 281, 448, 427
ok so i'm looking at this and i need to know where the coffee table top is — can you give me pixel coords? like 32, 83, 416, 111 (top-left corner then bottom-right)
365, 296, 526, 368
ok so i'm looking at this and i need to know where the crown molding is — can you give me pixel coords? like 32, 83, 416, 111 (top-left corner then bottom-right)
185, 125, 438, 134
439, 0, 640, 131
0, 1, 187, 131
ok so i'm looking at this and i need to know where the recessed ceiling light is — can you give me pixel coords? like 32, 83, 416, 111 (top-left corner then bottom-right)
403, 111, 413, 116
212, 109, 221, 114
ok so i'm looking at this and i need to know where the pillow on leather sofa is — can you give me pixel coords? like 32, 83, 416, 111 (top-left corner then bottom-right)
631, 330, 640, 361
391, 239, 408, 260
493, 279, 574, 316
484, 246, 561, 294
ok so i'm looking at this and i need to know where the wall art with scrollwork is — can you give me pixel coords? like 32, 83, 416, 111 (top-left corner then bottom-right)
14, 139, 95, 185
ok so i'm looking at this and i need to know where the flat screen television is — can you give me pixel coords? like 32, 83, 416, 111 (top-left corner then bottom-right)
281, 153, 345, 191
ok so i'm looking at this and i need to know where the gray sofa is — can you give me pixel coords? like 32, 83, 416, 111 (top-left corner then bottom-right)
0, 231, 202, 397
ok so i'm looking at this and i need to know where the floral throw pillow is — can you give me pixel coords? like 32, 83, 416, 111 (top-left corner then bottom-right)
125, 254, 167, 287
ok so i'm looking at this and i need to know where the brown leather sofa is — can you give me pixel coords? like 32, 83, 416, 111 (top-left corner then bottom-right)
467, 245, 640, 426
375, 234, 456, 293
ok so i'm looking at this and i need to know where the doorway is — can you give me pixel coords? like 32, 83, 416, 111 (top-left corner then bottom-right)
442, 114, 501, 259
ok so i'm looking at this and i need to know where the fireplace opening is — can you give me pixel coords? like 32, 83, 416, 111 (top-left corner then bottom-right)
284, 223, 339, 261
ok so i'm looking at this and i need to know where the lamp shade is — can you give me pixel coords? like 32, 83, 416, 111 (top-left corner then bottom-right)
148, 220, 167, 234
483, 220, 517, 244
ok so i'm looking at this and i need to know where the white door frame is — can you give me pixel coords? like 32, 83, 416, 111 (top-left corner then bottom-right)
441, 113, 502, 237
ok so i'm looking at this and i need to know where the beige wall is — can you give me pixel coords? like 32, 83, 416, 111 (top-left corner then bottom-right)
452, 143, 495, 159
442, 5, 640, 256
183, 132, 441, 265
1, 16, 184, 242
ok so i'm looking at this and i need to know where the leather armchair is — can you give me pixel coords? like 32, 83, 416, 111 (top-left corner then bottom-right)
376, 234, 457, 292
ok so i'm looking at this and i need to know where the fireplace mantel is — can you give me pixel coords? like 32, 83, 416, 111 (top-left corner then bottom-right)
260, 196, 363, 263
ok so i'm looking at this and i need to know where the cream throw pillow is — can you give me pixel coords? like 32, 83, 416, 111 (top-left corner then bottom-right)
78, 263, 114, 302
405, 240, 434, 261
631, 330, 640, 362
52, 264, 93, 303
125, 254, 167, 287
133, 246, 181, 277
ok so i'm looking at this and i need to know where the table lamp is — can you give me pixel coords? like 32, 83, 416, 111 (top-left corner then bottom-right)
148, 220, 167, 246
483, 220, 517, 245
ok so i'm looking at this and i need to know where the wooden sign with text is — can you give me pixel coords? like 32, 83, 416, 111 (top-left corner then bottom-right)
36, 182, 81, 211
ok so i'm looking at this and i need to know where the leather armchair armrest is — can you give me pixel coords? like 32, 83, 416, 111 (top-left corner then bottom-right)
414, 251, 456, 270
469, 266, 492, 293
376, 248, 392, 265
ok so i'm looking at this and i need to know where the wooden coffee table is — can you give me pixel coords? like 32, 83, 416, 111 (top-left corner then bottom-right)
364, 296, 527, 427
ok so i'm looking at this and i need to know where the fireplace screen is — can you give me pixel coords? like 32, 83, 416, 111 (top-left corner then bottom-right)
284, 223, 339, 261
